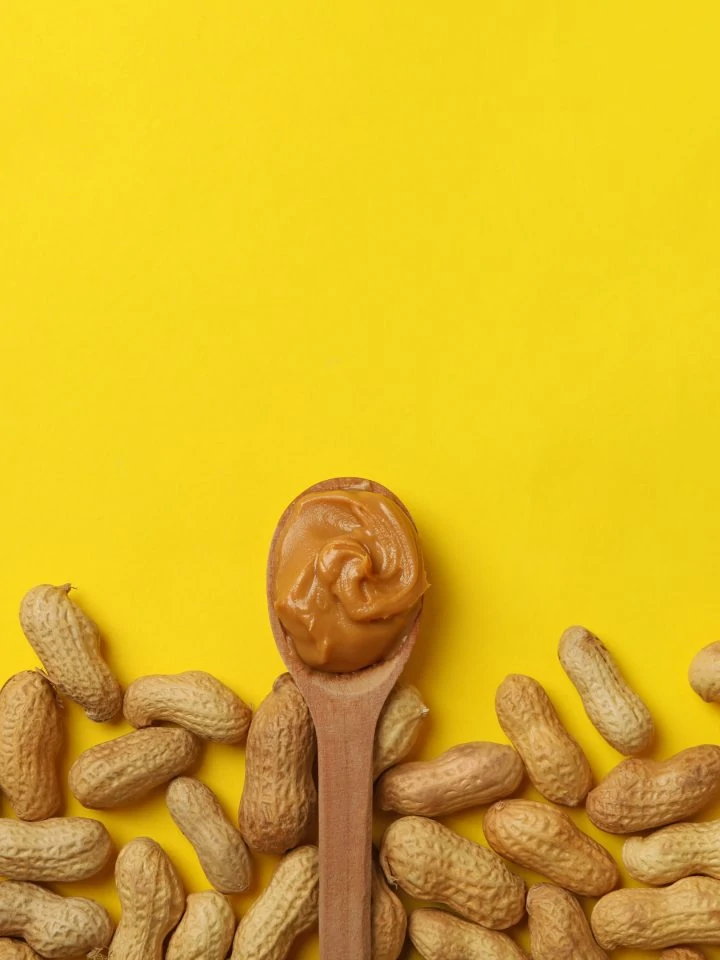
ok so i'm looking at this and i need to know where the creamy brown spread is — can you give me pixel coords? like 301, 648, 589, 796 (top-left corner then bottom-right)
273, 489, 428, 673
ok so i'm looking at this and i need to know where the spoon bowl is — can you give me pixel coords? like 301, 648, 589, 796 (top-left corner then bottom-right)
267, 476, 423, 960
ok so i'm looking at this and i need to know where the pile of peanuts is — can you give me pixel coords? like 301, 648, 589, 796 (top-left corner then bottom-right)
3, 584, 720, 958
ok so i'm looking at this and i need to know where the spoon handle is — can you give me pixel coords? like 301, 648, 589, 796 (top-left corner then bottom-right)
313, 695, 380, 960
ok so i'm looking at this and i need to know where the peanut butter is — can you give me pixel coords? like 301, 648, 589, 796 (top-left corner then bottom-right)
273, 490, 428, 673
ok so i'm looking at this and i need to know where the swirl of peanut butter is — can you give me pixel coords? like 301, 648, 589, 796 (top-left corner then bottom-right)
273, 490, 428, 673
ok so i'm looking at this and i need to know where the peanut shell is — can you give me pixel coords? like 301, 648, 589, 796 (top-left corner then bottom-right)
167, 777, 251, 894
69, 726, 201, 809
0, 671, 62, 820
239, 674, 317, 854
165, 891, 236, 960
558, 625, 654, 755
109, 837, 185, 960
484, 799, 619, 897
586, 745, 720, 833
19, 584, 122, 722
371, 859, 406, 960
495, 674, 592, 806
0, 881, 113, 959
124, 672, 251, 744
623, 818, 720, 884
689, 641, 720, 702
591, 876, 720, 950
230, 845, 318, 960
380, 815, 525, 930
0, 941, 41, 960
373, 683, 429, 779
409, 909, 528, 959
0, 816, 113, 882
377, 741, 523, 817
527, 884, 608, 960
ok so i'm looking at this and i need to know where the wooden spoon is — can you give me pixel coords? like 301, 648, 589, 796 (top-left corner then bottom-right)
267, 476, 423, 960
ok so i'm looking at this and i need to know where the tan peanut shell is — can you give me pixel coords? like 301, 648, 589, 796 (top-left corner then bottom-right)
166, 777, 251, 893
623, 818, 720, 884
591, 876, 720, 950
380, 816, 525, 930
495, 674, 592, 806
373, 683, 429, 779
0, 671, 62, 821
371, 860, 406, 960
230, 845, 318, 960
483, 799, 619, 897
377, 741, 523, 817
239, 674, 317, 854
19, 584, 122, 722
661, 950, 707, 960
0, 816, 113, 882
109, 837, 185, 960
586, 745, 720, 833
527, 884, 608, 960
409, 909, 528, 960
0, 881, 113, 959
0, 941, 41, 960
689, 641, 720, 702
558, 625, 655, 755
69, 726, 201, 808
124, 672, 251, 744
165, 891, 236, 960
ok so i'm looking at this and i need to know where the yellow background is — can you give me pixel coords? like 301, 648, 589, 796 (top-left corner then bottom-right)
2, 2, 720, 958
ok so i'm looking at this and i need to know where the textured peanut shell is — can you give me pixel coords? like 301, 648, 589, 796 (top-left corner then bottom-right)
373, 683, 429, 779
371, 860, 406, 960
586, 745, 720, 833
0, 816, 113, 882
69, 726, 201, 809
109, 837, 185, 960
661, 950, 707, 960
230, 845, 318, 960
484, 799, 619, 897
239, 674, 317, 854
0, 881, 113, 959
167, 777, 251, 893
591, 876, 720, 950
377, 741, 523, 817
0, 671, 63, 821
689, 641, 720, 702
495, 674, 592, 806
165, 891, 236, 960
380, 816, 525, 930
409, 909, 528, 960
124, 672, 251, 744
527, 884, 608, 960
623, 818, 720, 884
19, 584, 122, 722
0, 941, 41, 959
558, 625, 655, 755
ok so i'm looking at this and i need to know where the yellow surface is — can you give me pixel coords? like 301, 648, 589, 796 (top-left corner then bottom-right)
2, 2, 720, 957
